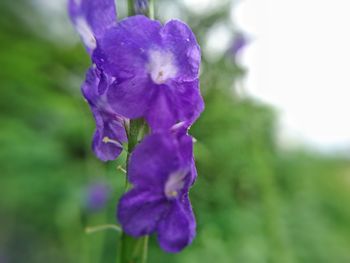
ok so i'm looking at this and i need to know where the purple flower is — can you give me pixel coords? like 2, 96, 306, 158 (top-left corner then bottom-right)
68, 0, 117, 54
86, 182, 111, 211
134, 0, 149, 15
68, 0, 126, 161
230, 32, 248, 58
117, 132, 196, 253
93, 15, 204, 131
82, 66, 127, 161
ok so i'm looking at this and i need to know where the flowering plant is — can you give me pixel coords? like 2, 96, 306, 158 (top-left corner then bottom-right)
68, 0, 204, 261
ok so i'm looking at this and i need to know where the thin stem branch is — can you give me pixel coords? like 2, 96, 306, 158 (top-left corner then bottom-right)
127, 0, 135, 16
85, 224, 121, 234
117, 165, 127, 174
149, 0, 155, 19
141, 236, 149, 263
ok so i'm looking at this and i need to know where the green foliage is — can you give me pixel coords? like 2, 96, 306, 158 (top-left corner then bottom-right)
1, 1, 350, 263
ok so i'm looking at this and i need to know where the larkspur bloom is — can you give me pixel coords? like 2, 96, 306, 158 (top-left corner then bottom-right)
82, 66, 127, 161
86, 182, 111, 211
117, 132, 197, 253
68, 0, 117, 54
93, 15, 204, 131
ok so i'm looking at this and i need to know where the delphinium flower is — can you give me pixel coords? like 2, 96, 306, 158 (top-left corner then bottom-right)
93, 15, 204, 130
117, 131, 196, 252
86, 182, 111, 211
82, 66, 127, 161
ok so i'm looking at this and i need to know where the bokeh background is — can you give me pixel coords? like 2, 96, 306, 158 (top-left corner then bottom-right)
1, 0, 350, 262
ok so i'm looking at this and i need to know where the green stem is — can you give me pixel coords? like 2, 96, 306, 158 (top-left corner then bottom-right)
85, 224, 121, 234
141, 236, 149, 263
127, 0, 135, 16
118, 119, 149, 263
148, 0, 155, 19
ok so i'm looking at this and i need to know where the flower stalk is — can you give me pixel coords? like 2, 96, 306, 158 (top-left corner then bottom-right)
148, 0, 155, 19
118, 119, 149, 263
127, 0, 136, 16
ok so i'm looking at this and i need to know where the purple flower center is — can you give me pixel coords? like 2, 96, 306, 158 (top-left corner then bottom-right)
164, 170, 187, 199
147, 50, 178, 84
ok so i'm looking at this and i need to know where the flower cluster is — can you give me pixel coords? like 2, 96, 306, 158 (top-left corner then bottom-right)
69, 0, 203, 253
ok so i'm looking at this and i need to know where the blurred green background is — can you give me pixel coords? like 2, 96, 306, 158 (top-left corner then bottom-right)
1, 0, 350, 262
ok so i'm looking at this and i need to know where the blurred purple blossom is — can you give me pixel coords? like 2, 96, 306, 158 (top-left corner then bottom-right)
134, 0, 149, 15
86, 182, 111, 211
0, 254, 8, 263
230, 32, 248, 58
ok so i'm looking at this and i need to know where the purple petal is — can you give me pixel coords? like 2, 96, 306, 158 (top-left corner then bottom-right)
157, 198, 196, 253
169, 79, 204, 128
94, 15, 162, 77
145, 80, 204, 130
161, 20, 201, 82
117, 188, 169, 237
181, 193, 196, 241
145, 89, 178, 131
128, 133, 183, 189
178, 133, 194, 169
92, 110, 126, 161
82, 66, 110, 105
82, 67, 127, 161
107, 76, 154, 119
95, 16, 162, 118
189, 161, 198, 186
68, 0, 117, 53
171, 122, 198, 184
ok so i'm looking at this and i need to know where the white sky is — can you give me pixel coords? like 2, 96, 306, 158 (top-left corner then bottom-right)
234, 0, 350, 152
